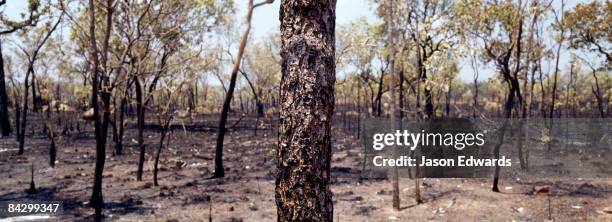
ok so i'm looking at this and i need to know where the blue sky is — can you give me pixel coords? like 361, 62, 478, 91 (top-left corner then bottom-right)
1, 0, 602, 83
236, 0, 600, 83
239, 0, 380, 40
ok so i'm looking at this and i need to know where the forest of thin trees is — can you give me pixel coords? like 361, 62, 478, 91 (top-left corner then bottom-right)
0, 0, 609, 221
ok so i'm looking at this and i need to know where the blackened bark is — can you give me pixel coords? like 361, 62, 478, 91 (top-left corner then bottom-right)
276, 0, 335, 221
590, 69, 605, 118
399, 68, 404, 119
17, 67, 32, 155
488, 17, 524, 191
188, 86, 195, 112
47, 124, 56, 167
31, 71, 38, 112
135, 77, 145, 181
153, 117, 171, 186
375, 70, 384, 117
116, 94, 127, 155
538, 59, 546, 117
0, 40, 11, 136
90, 1, 114, 221
357, 78, 362, 138
385, 0, 400, 210
14, 100, 20, 141
445, 79, 452, 117
212, 0, 270, 178
420, 50, 433, 119
111, 98, 118, 154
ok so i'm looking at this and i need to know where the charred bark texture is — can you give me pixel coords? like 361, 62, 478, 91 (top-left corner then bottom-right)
276, 0, 335, 221
0, 40, 11, 136
135, 77, 145, 181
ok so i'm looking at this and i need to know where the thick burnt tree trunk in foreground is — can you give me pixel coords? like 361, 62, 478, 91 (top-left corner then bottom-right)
276, 0, 336, 221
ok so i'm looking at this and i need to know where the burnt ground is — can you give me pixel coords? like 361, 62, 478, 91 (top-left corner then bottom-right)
1, 113, 611, 221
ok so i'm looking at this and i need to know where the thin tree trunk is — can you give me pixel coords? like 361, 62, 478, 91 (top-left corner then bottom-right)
547, 40, 563, 151
538, 59, 546, 117
17, 68, 32, 155
116, 93, 127, 155
0, 39, 12, 136
384, 0, 401, 210
590, 69, 605, 118
375, 70, 384, 117
135, 77, 145, 181
46, 123, 56, 167
14, 99, 20, 142
111, 97, 118, 154
549, 42, 562, 120
212, 0, 270, 178
399, 67, 404, 119
445, 79, 452, 117
471, 55, 479, 118
357, 79, 362, 138
528, 60, 537, 117
89, 1, 113, 221
31, 71, 37, 112
153, 118, 171, 186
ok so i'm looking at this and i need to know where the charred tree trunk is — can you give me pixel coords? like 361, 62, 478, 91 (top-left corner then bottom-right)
276, 0, 335, 220
399, 67, 404, 119
528, 61, 537, 117
116, 93, 126, 155
590, 69, 605, 118
375, 70, 384, 117
111, 97, 118, 154
14, 99, 20, 142
47, 123, 56, 167
367, 83, 375, 116
30, 72, 38, 112
115, 78, 133, 156
212, 0, 270, 178
547, 39, 562, 150
386, 0, 400, 210
153, 117, 171, 186
18, 67, 32, 155
0, 39, 12, 136
188, 86, 195, 112
135, 77, 145, 181
89, 1, 113, 221
490, 13, 524, 191
423, 72, 433, 118
472, 80, 479, 118
538, 59, 547, 117
445, 79, 452, 117
357, 78, 362, 138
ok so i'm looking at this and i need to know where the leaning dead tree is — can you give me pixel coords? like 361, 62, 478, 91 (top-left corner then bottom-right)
276, 0, 336, 220
212, 0, 273, 178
